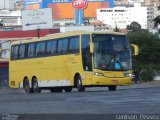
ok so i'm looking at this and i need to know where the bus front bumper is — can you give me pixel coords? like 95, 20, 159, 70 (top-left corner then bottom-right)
90, 75, 132, 86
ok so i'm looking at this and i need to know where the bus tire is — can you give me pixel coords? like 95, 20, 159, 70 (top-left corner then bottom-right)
76, 75, 85, 92
64, 87, 72, 92
24, 78, 33, 93
32, 77, 40, 93
50, 87, 63, 93
108, 85, 117, 91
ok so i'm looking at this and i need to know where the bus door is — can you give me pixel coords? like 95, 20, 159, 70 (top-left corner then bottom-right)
56, 38, 69, 82
81, 35, 93, 85
65, 36, 81, 86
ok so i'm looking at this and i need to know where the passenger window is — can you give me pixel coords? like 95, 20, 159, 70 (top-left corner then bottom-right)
27, 43, 35, 58
36, 42, 46, 57
46, 41, 57, 55
19, 44, 26, 59
69, 36, 79, 53
11, 45, 19, 60
57, 38, 69, 54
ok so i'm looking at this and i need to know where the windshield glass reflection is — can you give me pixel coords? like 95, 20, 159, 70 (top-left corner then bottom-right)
93, 34, 132, 71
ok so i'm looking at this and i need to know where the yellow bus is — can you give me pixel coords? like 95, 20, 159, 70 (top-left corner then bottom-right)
9, 31, 138, 93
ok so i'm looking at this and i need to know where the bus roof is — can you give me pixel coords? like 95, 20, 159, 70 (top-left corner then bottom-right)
11, 31, 126, 45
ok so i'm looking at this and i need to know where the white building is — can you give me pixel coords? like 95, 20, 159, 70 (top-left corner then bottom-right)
0, 10, 21, 27
0, 0, 15, 10
127, 0, 144, 4
147, 5, 157, 30
97, 3, 156, 29
114, 0, 159, 6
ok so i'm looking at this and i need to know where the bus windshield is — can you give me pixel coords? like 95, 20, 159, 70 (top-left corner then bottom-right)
93, 34, 132, 71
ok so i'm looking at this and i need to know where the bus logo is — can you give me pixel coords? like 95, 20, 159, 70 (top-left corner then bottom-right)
72, 0, 88, 10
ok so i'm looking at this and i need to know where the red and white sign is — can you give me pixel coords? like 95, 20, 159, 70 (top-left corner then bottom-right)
72, 0, 88, 10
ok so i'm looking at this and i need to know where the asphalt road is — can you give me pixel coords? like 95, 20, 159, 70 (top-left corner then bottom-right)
0, 83, 160, 115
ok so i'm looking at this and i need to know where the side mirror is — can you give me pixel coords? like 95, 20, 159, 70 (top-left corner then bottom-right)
130, 44, 139, 56
90, 42, 94, 54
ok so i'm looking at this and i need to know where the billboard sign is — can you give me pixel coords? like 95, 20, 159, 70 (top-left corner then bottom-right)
72, 0, 88, 10
21, 8, 53, 31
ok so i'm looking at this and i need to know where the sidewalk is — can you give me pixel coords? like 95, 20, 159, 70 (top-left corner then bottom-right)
128, 80, 160, 89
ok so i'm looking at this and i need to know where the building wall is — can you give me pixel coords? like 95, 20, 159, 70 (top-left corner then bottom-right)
0, 29, 60, 39
48, 3, 74, 19
84, 2, 109, 18
0, 0, 14, 10
48, 2, 109, 19
147, 6, 157, 29
114, 0, 160, 6
22, 0, 113, 24
97, 3, 151, 29
0, 10, 21, 27
97, 7, 130, 29
144, 0, 160, 6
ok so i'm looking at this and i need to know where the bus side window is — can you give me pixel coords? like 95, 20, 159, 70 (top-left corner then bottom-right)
27, 43, 35, 58
57, 38, 69, 54
36, 42, 46, 57
19, 44, 26, 59
82, 34, 92, 71
46, 40, 57, 55
11, 45, 19, 60
69, 36, 79, 53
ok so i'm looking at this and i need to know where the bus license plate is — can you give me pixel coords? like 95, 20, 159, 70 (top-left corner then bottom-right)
112, 80, 118, 84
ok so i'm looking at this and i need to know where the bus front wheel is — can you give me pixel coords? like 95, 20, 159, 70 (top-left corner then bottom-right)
108, 85, 117, 91
76, 75, 85, 92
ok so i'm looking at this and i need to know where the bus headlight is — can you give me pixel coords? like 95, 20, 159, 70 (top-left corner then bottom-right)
93, 72, 104, 76
124, 73, 133, 78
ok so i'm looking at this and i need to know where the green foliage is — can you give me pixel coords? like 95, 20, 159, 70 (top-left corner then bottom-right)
153, 5, 160, 28
127, 21, 141, 32
153, 15, 160, 28
138, 65, 155, 81
128, 30, 160, 81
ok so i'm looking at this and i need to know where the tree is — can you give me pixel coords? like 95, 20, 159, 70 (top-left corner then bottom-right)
128, 30, 160, 81
153, 16, 160, 28
127, 21, 141, 32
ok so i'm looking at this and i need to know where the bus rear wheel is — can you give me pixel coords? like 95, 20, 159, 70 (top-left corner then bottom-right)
108, 85, 117, 91
24, 79, 33, 93
76, 75, 85, 92
32, 78, 41, 93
